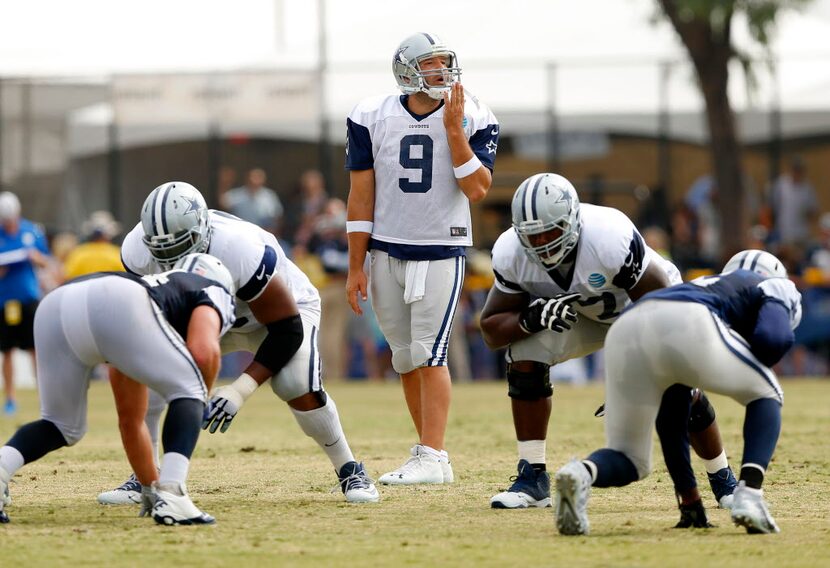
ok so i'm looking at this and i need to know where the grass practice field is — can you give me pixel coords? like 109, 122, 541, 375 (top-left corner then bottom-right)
2, 378, 829, 567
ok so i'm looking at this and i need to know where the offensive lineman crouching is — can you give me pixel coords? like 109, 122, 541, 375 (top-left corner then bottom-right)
0, 253, 236, 524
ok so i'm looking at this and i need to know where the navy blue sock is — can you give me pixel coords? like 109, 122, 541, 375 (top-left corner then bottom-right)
161, 398, 204, 459
587, 448, 639, 487
6, 420, 68, 464
655, 384, 697, 493
742, 398, 782, 473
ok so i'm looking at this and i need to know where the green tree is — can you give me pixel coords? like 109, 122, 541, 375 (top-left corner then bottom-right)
656, 0, 811, 261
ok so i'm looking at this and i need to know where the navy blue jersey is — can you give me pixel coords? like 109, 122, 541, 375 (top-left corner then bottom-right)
639, 269, 802, 366
66, 270, 235, 340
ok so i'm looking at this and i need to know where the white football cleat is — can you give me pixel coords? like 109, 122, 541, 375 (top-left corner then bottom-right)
379, 445, 444, 485
1, 465, 11, 523
554, 459, 592, 536
151, 482, 215, 526
97, 474, 142, 505
337, 461, 380, 503
439, 451, 454, 484
731, 481, 780, 534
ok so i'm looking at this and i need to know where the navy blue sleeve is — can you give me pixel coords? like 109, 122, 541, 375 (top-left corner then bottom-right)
612, 231, 647, 290
749, 300, 795, 367
345, 118, 374, 170
469, 123, 499, 171
237, 245, 278, 303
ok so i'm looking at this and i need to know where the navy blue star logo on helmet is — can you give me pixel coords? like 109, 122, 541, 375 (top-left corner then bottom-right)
183, 197, 201, 215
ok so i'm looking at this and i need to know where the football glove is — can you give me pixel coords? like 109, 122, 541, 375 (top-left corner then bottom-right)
202, 373, 259, 434
674, 499, 713, 529
139, 484, 157, 518
518, 293, 580, 334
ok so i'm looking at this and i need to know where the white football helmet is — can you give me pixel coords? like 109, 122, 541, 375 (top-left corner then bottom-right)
723, 249, 787, 279
173, 252, 235, 294
393, 32, 461, 100
512, 173, 582, 268
140, 182, 211, 267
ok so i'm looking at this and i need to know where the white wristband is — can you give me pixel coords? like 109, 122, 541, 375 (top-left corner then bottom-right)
229, 373, 259, 402
346, 221, 374, 234
453, 155, 482, 179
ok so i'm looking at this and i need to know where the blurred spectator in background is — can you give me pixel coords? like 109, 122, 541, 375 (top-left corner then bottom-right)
766, 156, 819, 258
464, 249, 501, 379
309, 198, 351, 381
642, 226, 672, 260
221, 167, 283, 235
38, 231, 78, 293
63, 211, 124, 280
0, 191, 50, 415
804, 212, 830, 277
292, 169, 330, 251
668, 202, 704, 274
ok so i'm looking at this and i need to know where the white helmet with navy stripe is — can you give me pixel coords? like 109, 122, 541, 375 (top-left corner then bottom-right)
511, 173, 582, 269
723, 249, 787, 279
393, 32, 461, 100
140, 181, 211, 268
173, 252, 235, 295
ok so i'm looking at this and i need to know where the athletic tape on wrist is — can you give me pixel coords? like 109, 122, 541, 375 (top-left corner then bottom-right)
346, 220, 374, 233
453, 155, 482, 179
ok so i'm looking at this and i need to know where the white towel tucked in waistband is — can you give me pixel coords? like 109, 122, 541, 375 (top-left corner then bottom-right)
404, 260, 430, 304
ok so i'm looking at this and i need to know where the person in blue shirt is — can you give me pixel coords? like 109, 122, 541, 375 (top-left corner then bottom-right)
554, 249, 802, 536
0, 192, 50, 415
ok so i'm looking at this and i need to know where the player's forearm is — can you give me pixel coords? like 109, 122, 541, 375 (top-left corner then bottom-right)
346, 170, 375, 271
446, 129, 490, 203
457, 167, 491, 203
479, 311, 529, 349
347, 232, 371, 271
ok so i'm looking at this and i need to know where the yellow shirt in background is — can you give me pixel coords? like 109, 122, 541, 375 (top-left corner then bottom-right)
63, 241, 124, 279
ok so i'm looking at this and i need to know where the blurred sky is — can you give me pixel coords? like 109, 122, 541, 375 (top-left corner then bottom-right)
2, 0, 830, 112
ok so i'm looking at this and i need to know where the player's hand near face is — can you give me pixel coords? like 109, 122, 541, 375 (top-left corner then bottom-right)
443, 82, 465, 133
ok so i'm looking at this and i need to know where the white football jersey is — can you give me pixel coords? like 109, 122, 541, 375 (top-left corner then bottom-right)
121, 211, 321, 333
346, 92, 499, 247
491, 204, 681, 324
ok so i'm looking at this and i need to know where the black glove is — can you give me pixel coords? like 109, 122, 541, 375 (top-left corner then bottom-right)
518, 293, 580, 334
674, 499, 713, 529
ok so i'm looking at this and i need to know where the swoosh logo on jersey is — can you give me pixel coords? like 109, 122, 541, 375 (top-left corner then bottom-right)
491, 127, 499, 136
255, 265, 266, 280
588, 273, 606, 288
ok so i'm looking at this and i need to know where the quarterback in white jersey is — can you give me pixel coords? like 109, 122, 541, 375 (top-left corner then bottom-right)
481, 173, 737, 519
103, 181, 378, 505
346, 32, 498, 485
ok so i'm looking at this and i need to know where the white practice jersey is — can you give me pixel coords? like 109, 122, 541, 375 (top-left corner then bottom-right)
121, 211, 321, 333
345, 92, 499, 247
491, 204, 681, 324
